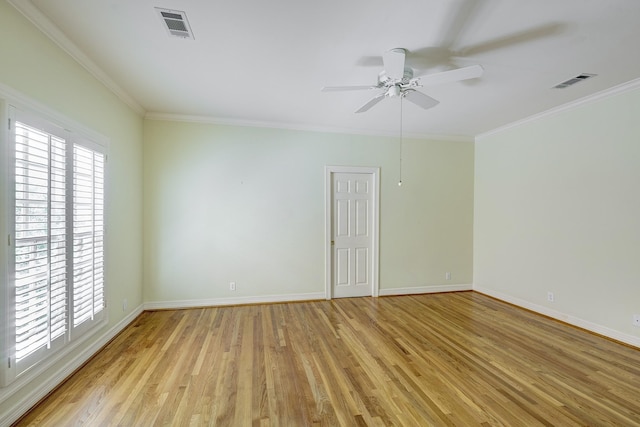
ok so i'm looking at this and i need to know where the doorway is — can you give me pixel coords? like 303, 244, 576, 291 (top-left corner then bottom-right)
325, 166, 380, 299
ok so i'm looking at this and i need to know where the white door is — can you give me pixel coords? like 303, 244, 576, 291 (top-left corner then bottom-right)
332, 172, 374, 298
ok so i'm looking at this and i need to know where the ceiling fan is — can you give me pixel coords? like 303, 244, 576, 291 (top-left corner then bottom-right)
322, 48, 483, 113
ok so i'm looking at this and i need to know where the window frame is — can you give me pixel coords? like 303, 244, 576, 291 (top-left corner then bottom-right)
1, 97, 109, 388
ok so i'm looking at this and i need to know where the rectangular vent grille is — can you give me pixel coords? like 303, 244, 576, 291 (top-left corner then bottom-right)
553, 73, 596, 89
156, 8, 194, 39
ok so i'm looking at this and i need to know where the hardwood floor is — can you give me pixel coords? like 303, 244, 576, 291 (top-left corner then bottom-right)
15, 292, 640, 426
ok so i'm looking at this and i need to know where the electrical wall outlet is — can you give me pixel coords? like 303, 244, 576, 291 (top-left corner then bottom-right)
230, 282, 236, 291
633, 314, 640, 327
445, 272, 451, 280
122, 299, 128, 312
547, 292, 554, 303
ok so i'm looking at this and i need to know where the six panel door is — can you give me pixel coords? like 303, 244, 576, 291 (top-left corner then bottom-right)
332, 172, 373, 298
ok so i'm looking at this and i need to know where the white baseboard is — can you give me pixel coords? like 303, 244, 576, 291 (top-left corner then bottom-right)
144, 292, 326, 310
0, 305, 144, 427
474, 285, 640, 349
378, 284, 472, 296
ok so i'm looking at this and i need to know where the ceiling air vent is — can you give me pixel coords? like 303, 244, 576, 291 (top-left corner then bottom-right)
156, 8, 194, 39
553, 73, 596, 89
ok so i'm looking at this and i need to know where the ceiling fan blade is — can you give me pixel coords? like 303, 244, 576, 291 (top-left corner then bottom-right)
439, 0, 485, 49
403, 90, 439, 110
459, 23, 566, 57
383, 48, 406, 80
355, 93, 386, 113
417, 64, 483, 85
322, 85, 377, 92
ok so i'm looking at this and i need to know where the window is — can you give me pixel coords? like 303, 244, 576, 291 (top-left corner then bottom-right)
5, 106, 106, 383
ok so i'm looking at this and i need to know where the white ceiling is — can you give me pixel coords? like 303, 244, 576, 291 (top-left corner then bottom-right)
13, 0, 640, 138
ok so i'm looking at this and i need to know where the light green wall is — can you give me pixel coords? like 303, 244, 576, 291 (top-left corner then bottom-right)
475, 86, 640, 339
143, 120, 474, 303
0, 1, 143, 419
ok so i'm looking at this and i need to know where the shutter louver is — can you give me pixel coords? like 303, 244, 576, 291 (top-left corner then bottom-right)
14, 122, 67, 362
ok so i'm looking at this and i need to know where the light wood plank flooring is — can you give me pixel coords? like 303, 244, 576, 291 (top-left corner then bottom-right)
15, 292, 640, 426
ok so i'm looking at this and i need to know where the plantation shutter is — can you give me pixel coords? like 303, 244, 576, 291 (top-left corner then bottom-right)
13, 119, 68, 370
72, 144, 105, 330
7, 106, 107, 381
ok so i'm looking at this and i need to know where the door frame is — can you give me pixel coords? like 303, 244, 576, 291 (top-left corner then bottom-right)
324, 166, 380, 300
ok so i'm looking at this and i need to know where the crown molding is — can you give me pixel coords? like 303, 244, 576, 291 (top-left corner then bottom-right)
7, 0, 145, 116
144, 112, 474, 143
477, 77, 640, 140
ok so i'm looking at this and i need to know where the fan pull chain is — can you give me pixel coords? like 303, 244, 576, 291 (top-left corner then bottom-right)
398, 94, 403, 187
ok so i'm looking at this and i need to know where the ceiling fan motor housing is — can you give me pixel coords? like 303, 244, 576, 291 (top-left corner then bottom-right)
379, 67, 414, 86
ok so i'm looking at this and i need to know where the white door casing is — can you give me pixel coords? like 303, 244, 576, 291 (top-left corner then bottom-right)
325, 166, 379, 299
